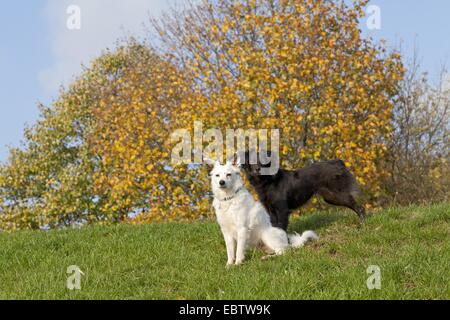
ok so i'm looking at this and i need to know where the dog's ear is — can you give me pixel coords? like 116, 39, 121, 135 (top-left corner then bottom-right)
259, 150, 279, 175
244, 149, 259, 167
234, 153, 243, 167
225, 154, 241, 168
203, 157, 216, 175
233, 151, 248, 168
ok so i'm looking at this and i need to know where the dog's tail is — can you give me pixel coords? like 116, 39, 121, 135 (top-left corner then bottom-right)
288, 231, 319, 248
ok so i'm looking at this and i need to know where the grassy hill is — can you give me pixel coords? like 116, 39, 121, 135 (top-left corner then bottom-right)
0, 203, 449, 300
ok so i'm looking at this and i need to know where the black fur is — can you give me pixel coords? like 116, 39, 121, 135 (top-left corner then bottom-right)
240, 151, 366, 231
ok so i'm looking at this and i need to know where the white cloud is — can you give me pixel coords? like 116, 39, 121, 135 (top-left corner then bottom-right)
39, 0, 185, 96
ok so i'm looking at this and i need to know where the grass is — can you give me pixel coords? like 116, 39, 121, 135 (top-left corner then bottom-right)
0, 203, 449, 300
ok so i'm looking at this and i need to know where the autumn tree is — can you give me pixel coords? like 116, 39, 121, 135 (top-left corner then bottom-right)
0, 74, 101, 230
1, 0, 408, 230
153, 0, 404, 205
0, 41, 188, 230
90, 42, 210, 222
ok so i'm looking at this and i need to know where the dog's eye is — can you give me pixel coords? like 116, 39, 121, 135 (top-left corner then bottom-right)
226, 174, 232, 178
216, 174, 220, 177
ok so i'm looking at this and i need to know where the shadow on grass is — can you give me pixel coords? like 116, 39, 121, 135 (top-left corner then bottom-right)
289, 211, 343, 233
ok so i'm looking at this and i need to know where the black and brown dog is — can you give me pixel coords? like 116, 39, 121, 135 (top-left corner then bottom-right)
240, 150, 366, 231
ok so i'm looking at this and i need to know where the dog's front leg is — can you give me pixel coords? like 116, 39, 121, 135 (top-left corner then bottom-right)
268, 209, 279, 228
223, 233, 235, 267
235, 228, 248, 265
272, 204, 290, 231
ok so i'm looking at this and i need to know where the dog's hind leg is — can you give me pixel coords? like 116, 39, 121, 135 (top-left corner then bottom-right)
320, 190, 366, 222
260, 227, 289, 259
345, 194, 366, 223
353, 200, 366, 223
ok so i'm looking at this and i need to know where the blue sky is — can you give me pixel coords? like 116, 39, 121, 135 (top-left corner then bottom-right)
1, 0, 449, 162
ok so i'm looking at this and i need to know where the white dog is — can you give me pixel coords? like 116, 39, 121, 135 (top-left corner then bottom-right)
210, 160, 318, 267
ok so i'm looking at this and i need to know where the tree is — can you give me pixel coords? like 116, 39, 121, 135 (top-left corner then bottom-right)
1, 0, 407, 230
0, 79, 100, 230
153, 0, 404, 205
89, 42, 210, 222
386, 50, 449, 205
0, 41, 176, 230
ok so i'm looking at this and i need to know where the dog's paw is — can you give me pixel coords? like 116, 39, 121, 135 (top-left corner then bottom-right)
226, 262, 234, 269
235, 259, 245, 266
261, 254, 275, 261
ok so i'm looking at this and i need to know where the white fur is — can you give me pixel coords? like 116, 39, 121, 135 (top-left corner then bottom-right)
210, 161, 318, 267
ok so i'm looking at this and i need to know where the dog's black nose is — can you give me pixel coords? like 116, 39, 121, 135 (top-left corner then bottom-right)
219, 180, 226, 186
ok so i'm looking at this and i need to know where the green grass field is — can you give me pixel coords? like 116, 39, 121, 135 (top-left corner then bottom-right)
0, 203, 449, 300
